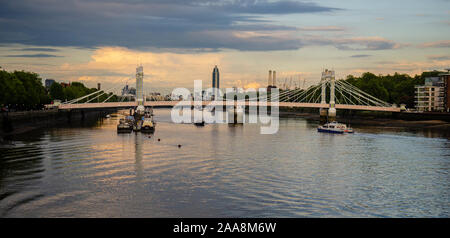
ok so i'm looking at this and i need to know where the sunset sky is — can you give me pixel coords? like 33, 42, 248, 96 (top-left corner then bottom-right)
0, 0, 449, 93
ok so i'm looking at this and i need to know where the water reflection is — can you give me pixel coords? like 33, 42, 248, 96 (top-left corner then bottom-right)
0, 133, 46, 217
134, 133, 144, 182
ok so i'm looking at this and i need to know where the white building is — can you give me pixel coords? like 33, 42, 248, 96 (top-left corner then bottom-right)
415, 77, 445, 112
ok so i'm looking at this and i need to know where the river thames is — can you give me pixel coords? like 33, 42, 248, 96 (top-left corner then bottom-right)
0, 109, 449, 217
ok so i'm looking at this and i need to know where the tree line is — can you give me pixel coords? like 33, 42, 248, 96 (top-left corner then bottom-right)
0, 69, 50, 110
344, 71, 443, 108
48, 81, 120, 103
0, 69, 121, 111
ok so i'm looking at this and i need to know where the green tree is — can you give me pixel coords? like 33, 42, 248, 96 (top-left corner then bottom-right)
49, 82, 64, 100
0, 70, 26, 105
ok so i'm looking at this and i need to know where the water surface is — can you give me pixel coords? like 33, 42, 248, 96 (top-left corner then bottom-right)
0, 109, 449, 217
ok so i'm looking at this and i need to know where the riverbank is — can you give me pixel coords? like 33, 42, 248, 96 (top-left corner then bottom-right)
279, 111, 450, 129
1, 108, 116, 137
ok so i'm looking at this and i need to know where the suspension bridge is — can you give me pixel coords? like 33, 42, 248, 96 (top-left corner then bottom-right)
56, 67, 401, 113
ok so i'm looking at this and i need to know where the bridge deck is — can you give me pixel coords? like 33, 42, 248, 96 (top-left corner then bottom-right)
58, 101, 401, 112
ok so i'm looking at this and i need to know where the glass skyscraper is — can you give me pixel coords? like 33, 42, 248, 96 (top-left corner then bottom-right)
212, 65, 219, 89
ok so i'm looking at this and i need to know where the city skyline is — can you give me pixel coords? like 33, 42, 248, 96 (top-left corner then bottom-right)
0, 0, 449, 91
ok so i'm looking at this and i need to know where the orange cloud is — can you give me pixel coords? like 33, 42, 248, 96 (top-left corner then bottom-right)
58, 47, 224, 89
244, 82, 261, 89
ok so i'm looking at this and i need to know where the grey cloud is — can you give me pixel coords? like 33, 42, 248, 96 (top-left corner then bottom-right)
350, 54, 371, 58
0, 0, 337, 51
19, 47, 60, 52
212, 0, 340, 14
427, 55, 450, 61
4, 53, 63, 58
308, 37, 403, 51
298, 26, 346, 31
419, 40, 450, 48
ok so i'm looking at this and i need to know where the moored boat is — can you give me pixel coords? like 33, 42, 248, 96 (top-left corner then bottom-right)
141, 117, 155, 133
194, 121, 205, 126
117, 118, 133, 133
318, 121, 354, 134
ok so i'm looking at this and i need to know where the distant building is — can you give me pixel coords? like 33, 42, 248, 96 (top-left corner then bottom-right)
122, 84, 136, 96
212, 65, 220, 89
60, 82, 70, 88
267, 70, 277, 92
148, 92, 166, 101
272, 70, 276, 87
97, 83, 101, 90
440, 69, 450, 112
415, 77, 445, 112
45, 79, 55, 88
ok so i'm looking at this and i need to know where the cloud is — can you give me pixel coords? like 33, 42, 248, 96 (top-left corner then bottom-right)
298, 26, 346, 31
419, 40, 450, 48
0, 1, 409, 53
347, 59, 450, 76
306, 36, 404, 51
215, 1, 340, 14
427, 55, 450, 61
0, 0, 338, 51
334, 37, 405, 50
54, 46, 224, 90
350, 54, 371, 58
4, 53, 63, 58
19, 47, 60, 52
243, 82, 261, 89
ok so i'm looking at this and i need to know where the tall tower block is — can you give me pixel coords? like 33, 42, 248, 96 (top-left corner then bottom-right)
212, 65, 220, 96
136, 65, 144, 106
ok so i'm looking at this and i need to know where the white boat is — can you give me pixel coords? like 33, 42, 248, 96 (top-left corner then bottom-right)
141, 117, 155, 133
318, 121, 354, 134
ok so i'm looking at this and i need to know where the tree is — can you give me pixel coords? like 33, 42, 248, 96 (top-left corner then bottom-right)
0, 70, 26, 106
49, 82, 64, 100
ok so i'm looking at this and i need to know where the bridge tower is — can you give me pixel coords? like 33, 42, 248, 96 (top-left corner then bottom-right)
320, 70, 328, 123
319, 69, 336, 123
136, 65, 144, 107
328, 70, 336, 121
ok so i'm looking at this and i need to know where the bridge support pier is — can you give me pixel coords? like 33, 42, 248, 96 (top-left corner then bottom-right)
319, 108, 328, 124
328, 70, 336, 122
328, 108, 336, 122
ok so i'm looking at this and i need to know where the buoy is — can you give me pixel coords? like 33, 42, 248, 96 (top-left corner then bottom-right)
158, 138, 160, 141
178, 144, 181, 148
